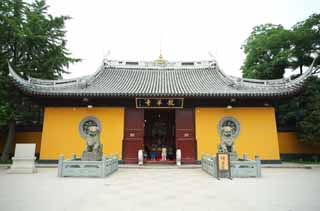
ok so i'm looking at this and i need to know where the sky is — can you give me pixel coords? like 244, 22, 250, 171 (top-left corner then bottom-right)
45, 0, 320, 78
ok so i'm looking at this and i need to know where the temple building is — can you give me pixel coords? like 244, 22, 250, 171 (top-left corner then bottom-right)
7, 55, 319, 164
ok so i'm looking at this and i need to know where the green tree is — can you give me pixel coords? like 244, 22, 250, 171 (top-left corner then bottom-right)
242, 13, 320, 79
241, 13, 320, 144
0, 0, 79, 161
296, 77, 320, 143
289, 13, 320, 75
241, 24, 291, 79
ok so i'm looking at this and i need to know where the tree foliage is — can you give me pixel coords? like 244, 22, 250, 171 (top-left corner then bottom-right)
241, 13, 320, 144
296, 77, 320, 143
0, 0, 79, 160
241, 24, 291, 79
289, 14, 320, 74
242, 14, 320, 79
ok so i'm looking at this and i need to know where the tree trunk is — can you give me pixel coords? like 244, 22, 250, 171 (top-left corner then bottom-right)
1, 119, 16, 162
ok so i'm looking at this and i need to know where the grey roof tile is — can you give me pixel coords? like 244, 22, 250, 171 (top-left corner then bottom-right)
8, 59, 316, 98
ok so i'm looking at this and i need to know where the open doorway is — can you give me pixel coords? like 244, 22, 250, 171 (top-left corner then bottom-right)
144, 109, 176, 163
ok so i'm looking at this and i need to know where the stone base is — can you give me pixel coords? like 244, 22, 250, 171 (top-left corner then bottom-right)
81, 151, 102, 161
8, 167, 37, 174
202, 154, 262, 178
8, 157, 37, 174
58, 154, 118, 177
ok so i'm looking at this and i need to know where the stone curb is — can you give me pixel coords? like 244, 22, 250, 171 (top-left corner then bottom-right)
1, 164, 319, 169
261, 165, 312, 169
119, 164, 316, 169
120, 165, 201, 169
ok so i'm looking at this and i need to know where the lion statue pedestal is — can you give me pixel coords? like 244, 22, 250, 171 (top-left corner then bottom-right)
81, 125, 103, 161
81, 148, 103, 161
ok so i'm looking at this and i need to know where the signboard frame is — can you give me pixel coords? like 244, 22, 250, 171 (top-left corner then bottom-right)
216, 152, 232, 180
135, 98, 184, 109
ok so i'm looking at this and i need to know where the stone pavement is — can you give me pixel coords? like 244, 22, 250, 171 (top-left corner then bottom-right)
0, 168, 319, 211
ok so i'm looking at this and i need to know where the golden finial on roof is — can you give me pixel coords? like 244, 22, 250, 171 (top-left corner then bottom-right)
155, 50, 167, 65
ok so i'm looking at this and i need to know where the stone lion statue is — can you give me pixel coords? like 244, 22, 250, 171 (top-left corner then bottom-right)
81, 125, 103, 161
217, 125, 238, 160
84, 126, 101, 152
218, 126, 236, 153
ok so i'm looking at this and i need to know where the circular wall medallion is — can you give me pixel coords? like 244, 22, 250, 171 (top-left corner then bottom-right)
79, 116, 101, 137
218, 116, 240, 137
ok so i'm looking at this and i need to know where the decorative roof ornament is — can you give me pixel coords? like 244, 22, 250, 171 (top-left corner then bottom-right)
154, 50, 167, 66
103, 50, 111, 65
208, 51, 217, 64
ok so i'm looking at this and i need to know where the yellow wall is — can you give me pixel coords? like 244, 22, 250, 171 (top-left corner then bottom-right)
196, 107, 280, 160
278, 132, 320, 154
4, 109, 320, 160
0, 132, 42, 154
15, 132, 42, 154
40, 107, 124, 160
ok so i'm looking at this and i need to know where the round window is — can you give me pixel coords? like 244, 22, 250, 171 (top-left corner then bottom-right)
79, 116, 101, 137
218, 117, 240, 137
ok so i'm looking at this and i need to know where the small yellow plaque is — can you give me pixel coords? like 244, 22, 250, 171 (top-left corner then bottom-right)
216, 152, 232, 179
218, 153, 229, 171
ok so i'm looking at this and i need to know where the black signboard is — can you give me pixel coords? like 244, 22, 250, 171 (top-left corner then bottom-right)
216, 152, 232, 180
136, 98, 184, 109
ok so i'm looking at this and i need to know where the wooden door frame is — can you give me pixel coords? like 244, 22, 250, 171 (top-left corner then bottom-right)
122, 108, 144, 164
175, 108, 197, 164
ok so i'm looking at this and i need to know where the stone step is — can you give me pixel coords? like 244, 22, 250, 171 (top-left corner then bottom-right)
1, 163, 319, 169
120, 164, 201, 169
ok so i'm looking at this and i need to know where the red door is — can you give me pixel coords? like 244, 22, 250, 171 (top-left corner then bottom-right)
175, 108, 197, 164
123, 108, 144, 164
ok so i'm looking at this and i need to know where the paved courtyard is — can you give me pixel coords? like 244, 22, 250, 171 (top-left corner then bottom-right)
0, 167, 319, 211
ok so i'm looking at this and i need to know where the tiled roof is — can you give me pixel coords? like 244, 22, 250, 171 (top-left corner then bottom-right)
9, 58, 316, 98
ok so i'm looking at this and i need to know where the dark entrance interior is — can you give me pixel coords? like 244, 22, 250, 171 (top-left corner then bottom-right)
144, 110, 176, 162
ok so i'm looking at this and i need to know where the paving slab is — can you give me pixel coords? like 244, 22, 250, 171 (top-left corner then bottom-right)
0, 168, 319, 211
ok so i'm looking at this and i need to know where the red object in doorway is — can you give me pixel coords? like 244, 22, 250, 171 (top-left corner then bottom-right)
144, 159, 176, 164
